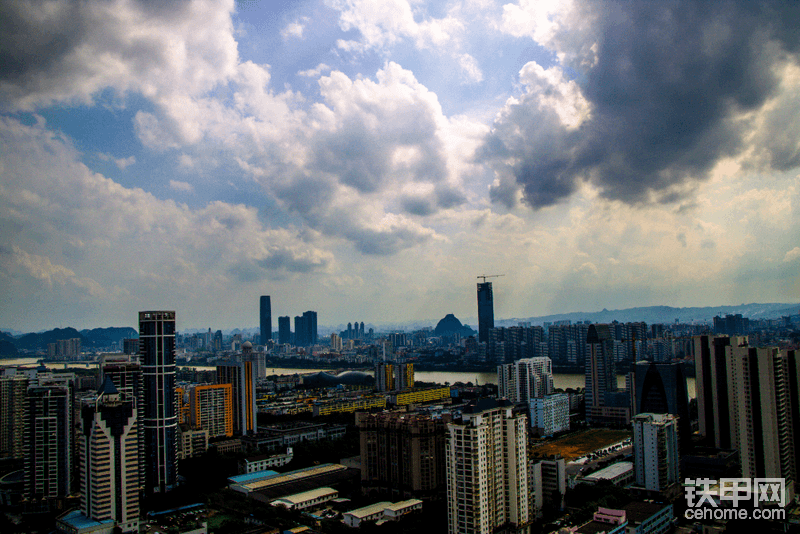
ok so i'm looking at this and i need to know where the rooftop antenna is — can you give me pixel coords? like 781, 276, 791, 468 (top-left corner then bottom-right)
477, 274, 505, 283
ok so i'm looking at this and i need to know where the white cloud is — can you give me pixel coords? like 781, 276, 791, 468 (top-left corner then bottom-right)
784, 247, 800, 263
281, 18, 309, 40
169, 180, 194, 193
458, 53, 483, 83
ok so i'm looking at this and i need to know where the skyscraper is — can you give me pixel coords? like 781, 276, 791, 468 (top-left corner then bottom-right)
727, 345, 796, 492
0, 373, 28, 460
586, 324, 630, 425
632, 413, 679, 493
217, 360, 257, 435
632, 361, 690, 445
278, 316, 291, 345
25, 383, 73, 501
100, 354, 145, 490
693, 334, 744, 448
79, 377, 140, 533
260, 296, 272, 345
446, 398, 529, 534
477, 282, 494, 344
140, 310, 177, 494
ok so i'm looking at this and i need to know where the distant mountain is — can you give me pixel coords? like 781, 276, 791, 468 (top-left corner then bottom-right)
434, 314, 476, 337
80, 327, 138, 346
497, 302, 800, 327
13, 327, 88, 351
0, 332, 17, 357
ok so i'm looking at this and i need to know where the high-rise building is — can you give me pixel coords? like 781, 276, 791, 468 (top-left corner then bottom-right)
0, 373, 28, 460
188, 384, 233, 438
278, 316, 291, 345
100, 354, 145, 490
375, 363, 394, 392
632, 413, 679, 493
396, 363, 414, 391
78, 377, 140, 533
727, 345, 796, 493
477, 282, 494, 345
25, 383, 73, 501
530, 393, 570, 437
632, 361, 690, 445
357, 412, 448, 499
693, 335, 745, 448
585, 324, 629, 426
497, 357, 554, 403
140, 310, 178, 494
260, 296, 272, 345
217, 360, 257, 435
446, 398, 529, 534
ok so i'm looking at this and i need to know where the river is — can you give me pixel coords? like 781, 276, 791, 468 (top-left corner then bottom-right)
1, 358, 695, 398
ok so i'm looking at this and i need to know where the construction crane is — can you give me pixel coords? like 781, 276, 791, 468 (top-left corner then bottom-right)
477, 274, 504, 283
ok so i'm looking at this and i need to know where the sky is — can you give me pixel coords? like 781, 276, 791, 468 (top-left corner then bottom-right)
1, 0, 799, 333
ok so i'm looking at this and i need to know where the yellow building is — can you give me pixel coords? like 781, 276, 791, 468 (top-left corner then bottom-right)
189, 383, 233, 438
391, 386, 451, 406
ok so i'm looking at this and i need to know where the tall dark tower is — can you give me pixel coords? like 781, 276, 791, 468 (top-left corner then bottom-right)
139, 310, 177, 494
260, 296, 272, 345
278, 316, 291, 345
477, 282, 494, 344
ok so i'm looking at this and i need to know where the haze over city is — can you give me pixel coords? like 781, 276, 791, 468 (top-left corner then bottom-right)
2, 1, 800, 333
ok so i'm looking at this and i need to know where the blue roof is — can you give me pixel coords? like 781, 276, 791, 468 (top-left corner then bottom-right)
228, 469, 279, 484
59, 510, 114, 529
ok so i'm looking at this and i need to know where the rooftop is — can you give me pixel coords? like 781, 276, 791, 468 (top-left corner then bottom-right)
583, 461, 633, 482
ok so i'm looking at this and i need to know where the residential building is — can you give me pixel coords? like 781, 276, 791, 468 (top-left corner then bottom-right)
188, 384, 233, 438
693, 335, 744, 448
357, 412, 448, 499
631, 361, 690, 444
25, 383, 73, 502
727, 345, 796, 498
140, 310, 178, 494
0, 374, 28, 460
446, 398, 529, 534
497, 357, 554, 403
632, 413, 679, 493
217, 360, 257, 435
530, 393, 569, 437
586, 324, 630, 426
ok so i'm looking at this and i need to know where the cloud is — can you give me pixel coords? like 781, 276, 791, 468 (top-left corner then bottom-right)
784, 247, 800, 263
169, 180, 194, 193
458, 53, 483, 84
0, 0, 240, 111
281, 18, 309, 40
0, 116, 334, 326
484, 1, 800, 210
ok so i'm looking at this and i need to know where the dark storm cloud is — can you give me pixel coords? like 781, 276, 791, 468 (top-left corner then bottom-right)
481, 1, 800, 209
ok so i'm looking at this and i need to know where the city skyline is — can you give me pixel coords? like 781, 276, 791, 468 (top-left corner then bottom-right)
2, 1, 800, 333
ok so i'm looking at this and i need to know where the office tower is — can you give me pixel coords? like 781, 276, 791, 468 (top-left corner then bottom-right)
632, 413, 679, 493
212, 330, 223, 351
294, 315, 307, 346
100, 354, 145, 489
140, 310, 178, 494
530, 393, 570, 437
304, 310, 318, 345
357, 412, 448, 499
216, 360, 257, 435
242, 341, 266, 379
375, 363, 394, 392
477, 282, 494, 345
25, 383, 73, 501
278, 316, 291, 345
360, 322, 365, 338
585, 324, 621, 425
260, 296, 272, 345
79, 377, 140, 533
497, 357, 554, 403
446, 398, 529, 534
0, 374, 28, 459
727, 345, 795, 491
693, 335, 745, 448
188, 384, 233, 438
632, 361, 690, 445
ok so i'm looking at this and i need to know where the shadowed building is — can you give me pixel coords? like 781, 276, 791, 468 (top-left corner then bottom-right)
632, 361, 690, 446
260, 296, 272, 346
140, 310, 178, 494
477, 282, 494, 345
